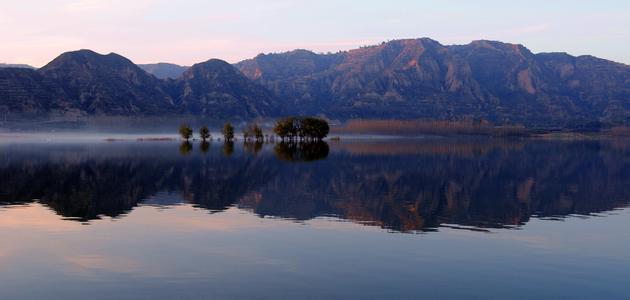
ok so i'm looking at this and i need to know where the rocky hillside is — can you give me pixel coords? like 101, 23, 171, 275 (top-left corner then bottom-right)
1, 39, 628, 125
39, 50, 178, 115
169, 59, 281, 119
236, 38, 630, 125
0, 50, 279, 120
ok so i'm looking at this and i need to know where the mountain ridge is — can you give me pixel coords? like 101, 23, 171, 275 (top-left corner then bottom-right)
235, 38, 630, 125
1, 38, 629, 125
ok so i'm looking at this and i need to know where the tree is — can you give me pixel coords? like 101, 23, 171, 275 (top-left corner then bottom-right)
254, 125, 264, 141
223, 123, 234, 141
274, 117, 295, 141
199, 126, 211, 141
274, 117, 329, 141
179, 124, 193, 141
243, 128, 251, 141
243, 123, 263, 141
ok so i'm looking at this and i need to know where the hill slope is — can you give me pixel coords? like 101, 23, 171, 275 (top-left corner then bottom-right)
236, 39, 630, 125
0, 50, 279, 120
170, 59, 280, 119
0, 39, 628, 125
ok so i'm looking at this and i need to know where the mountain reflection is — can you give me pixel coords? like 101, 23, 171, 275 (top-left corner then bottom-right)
0, 139, 628, 232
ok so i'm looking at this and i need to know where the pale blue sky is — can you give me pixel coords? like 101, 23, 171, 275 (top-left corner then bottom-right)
1, 0, 628, 67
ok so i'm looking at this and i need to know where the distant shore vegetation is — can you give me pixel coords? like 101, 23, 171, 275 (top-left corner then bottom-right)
273, 117, 330, 141
335, 119, 529, 137
174, 117, 331, 158
333, 119, 630, 138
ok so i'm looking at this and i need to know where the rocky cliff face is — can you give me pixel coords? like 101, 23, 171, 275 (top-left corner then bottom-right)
236, 38, 630, 125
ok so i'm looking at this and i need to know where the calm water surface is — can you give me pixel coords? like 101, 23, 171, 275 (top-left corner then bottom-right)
0, 137, 629, 299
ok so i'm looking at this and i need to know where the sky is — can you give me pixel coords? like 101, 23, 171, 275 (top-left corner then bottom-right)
1, 0, 629, 67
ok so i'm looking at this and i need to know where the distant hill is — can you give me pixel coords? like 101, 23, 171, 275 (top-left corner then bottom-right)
1, 38, 629, 125
169, 59, 281, 119
0, 63, 36, 69
138, 63, 188, 79
236, 39, 630, 126
39, 49, 178, 115
0, 50, 280, 120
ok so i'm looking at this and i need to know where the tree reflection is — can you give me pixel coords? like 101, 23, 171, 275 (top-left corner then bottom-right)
244, 141, 263, 155
200, 141, 210, 154
222, 141, 234, 156
179, 141, 193, 155
0, 140, 629, 233
274, 141, 329, 162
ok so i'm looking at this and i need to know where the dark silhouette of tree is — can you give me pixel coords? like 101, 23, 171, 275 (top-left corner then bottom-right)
199, 126, 211, 141
179, 124, 193, 141
243, 128, 251, 141
243, 123, 264, 142
302, 117, 330, 140
254, 125, 264, 141
179, 141, 193, 155
223, 123, 234, 141
274, 117, 329, 141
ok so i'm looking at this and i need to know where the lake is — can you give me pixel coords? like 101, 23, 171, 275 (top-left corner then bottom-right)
0, 137, 629, 299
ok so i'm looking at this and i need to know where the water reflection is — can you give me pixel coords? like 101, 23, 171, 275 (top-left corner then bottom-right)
243, 141, 263, 155
274, 141, 329, 162
222, 141, 234, 156
179, 141, 192, 155
0, 139, 629, 232
200, 141, 210, 153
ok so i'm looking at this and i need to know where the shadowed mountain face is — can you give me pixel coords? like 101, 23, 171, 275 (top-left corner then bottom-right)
236, 39, 630, 125
38, 50, 178, 116
0, 50, 279, 120
0, 139, 628, 232
1, 39, 629, 124
138, 63, 188, 79
169, 59, 281, 120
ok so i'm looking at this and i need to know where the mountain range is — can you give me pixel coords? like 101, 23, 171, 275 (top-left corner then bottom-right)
1, 38, 629, 126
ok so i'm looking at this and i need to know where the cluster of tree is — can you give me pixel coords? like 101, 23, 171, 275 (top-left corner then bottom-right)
179, 123, 239, 142
273, 117, 330, 141
243, 123, 264, 141
179, 124, 212, 141
181, 117, 328, 144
